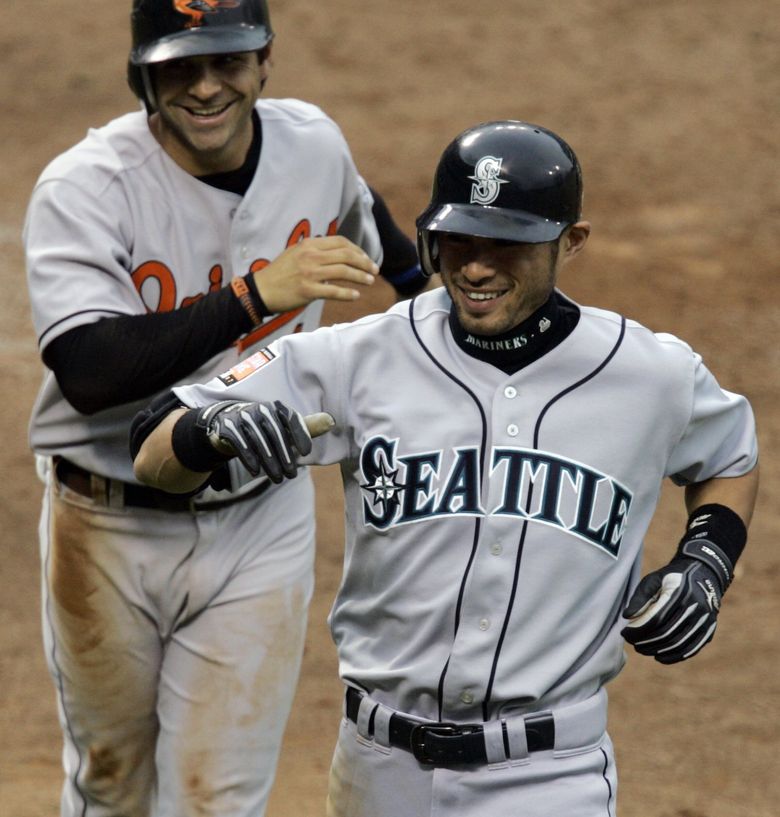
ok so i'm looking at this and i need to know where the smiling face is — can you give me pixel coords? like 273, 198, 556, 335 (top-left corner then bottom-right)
437, 224, 590, 336
149, 49, 270, 175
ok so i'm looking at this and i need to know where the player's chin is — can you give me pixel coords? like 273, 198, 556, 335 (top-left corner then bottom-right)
456, 296, 510, 330
456, 308, 510, 337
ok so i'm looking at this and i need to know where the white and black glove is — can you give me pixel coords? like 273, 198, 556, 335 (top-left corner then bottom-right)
172, 399, 333, 483
202, 400, 313, 482
621, 504, 746, 664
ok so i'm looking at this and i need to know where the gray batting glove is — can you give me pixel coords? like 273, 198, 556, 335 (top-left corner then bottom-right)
621, 538, 733, 664
202, 399, 314, 483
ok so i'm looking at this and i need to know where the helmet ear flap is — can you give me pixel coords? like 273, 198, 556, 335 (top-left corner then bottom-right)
416, 231, 440, 278
127, 61, 156, 112
430, 235, 440, 271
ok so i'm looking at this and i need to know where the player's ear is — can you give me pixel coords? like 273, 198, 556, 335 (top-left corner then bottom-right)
258, 43, 273, 68
257, 44, 273, 89
562, 222, 590, 260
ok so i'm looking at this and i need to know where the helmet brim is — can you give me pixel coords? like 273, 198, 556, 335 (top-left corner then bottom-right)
131, 25, 273, 65
415, 202, 568, 244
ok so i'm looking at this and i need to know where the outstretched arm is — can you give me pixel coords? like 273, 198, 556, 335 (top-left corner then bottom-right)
132, 398, 334, 493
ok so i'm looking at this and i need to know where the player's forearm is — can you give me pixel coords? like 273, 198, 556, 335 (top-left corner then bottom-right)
44, 285, 256, 414
369, 186, 428, 297
133, 408, 213, 493
684, 465, 760, 527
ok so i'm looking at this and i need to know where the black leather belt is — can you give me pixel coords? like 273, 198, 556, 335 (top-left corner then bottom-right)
54, 457, 271, 512
345, 687, 555, 766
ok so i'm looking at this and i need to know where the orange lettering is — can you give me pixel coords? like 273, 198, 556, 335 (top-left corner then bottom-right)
132, 261, 177, 313
287, 219, 311, 246
208, 264, 223, 292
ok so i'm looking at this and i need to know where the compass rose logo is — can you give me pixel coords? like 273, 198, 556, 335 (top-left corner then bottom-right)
360, 458, 405, 516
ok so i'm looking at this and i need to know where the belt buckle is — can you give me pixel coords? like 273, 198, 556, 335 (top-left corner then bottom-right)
410, 722, 462, 765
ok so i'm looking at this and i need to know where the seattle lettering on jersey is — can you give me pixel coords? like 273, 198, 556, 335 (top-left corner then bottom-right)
359, 436, 632, 557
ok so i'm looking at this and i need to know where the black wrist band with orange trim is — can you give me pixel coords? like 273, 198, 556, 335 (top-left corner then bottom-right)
243, 273, 272, 318
230, 277, 263, 327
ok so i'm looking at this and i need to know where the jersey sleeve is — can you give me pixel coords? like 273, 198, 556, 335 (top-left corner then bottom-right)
24, 172, 140, 351
338, 174, 383, 266
172, 326, 351, 466
665, 348, 758, 485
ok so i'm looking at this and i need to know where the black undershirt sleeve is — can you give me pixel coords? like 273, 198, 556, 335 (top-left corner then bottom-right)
368, 187, 428, 297
48, 177, 420, 414
44, 286, 254, 415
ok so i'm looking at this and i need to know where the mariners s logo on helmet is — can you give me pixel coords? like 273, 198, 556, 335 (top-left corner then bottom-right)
174, 0, 240, 28
468, 156, 508, 205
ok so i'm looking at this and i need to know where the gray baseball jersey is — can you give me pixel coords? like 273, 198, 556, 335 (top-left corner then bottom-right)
25, 98, 381, 488
176, 290, 757, 721
174, 287, 757, 721
25, 97, 382, 817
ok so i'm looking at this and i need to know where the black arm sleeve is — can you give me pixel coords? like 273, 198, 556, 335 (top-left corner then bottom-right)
44, 285, 254, 415
369, 187, 428, 297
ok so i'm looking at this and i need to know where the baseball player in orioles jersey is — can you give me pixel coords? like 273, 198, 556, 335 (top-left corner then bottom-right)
23, 2, 430, 816
132, 120, 759, 817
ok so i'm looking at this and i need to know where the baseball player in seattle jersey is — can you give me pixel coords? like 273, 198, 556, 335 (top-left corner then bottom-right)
131, 121, 759, 816
23, 1, 431, 815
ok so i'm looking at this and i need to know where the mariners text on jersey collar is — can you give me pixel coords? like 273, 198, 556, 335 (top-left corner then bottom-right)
448, 292, 580, 374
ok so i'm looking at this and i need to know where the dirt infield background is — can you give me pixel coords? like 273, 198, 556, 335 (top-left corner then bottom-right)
1, 1, 778, 815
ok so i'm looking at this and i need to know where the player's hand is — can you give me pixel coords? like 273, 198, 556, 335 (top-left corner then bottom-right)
252, 236, 378, 312
621, 539, 733, 664
203, 399, 335, 482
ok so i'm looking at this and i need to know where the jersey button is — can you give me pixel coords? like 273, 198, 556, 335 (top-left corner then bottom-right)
507, 424, 519, 437
460, 690, 474, 705
478, 618, 490, 631
504, 386, 517, 399
240, 246, 249, 259
490, 543, 503, 556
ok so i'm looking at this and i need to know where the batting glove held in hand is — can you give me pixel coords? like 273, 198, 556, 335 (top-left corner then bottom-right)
202, 400, 313, 483
621, 504, 745, 664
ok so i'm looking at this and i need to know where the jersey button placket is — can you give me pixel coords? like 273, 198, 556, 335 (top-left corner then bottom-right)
502, 383, 520, 438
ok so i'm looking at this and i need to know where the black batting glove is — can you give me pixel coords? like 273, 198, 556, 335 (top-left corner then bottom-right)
201, 399, 313, 483
621, 505, 745, 665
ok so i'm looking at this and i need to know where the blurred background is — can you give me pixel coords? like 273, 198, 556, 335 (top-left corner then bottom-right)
1, 2, 777, 815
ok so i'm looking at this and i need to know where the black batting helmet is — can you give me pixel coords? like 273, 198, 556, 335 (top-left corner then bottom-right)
127, 0, 274, 109
415, 121, 583, 276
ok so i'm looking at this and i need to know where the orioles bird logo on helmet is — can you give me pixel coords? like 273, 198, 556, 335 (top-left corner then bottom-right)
174, 0, 240, 29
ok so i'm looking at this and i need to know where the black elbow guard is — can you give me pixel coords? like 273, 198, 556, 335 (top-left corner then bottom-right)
129, 390, 184, 461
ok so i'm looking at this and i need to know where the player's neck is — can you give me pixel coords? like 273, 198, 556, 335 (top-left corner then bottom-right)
196, 112, 262, 195
448, 292, 580, 374
148, 111, 256, 177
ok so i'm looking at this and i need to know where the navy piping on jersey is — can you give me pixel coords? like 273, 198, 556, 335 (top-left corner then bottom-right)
482, 315, 627, 715
408, 297, 489, 722
601, 746, 615, 815
409, 294, 627, 721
